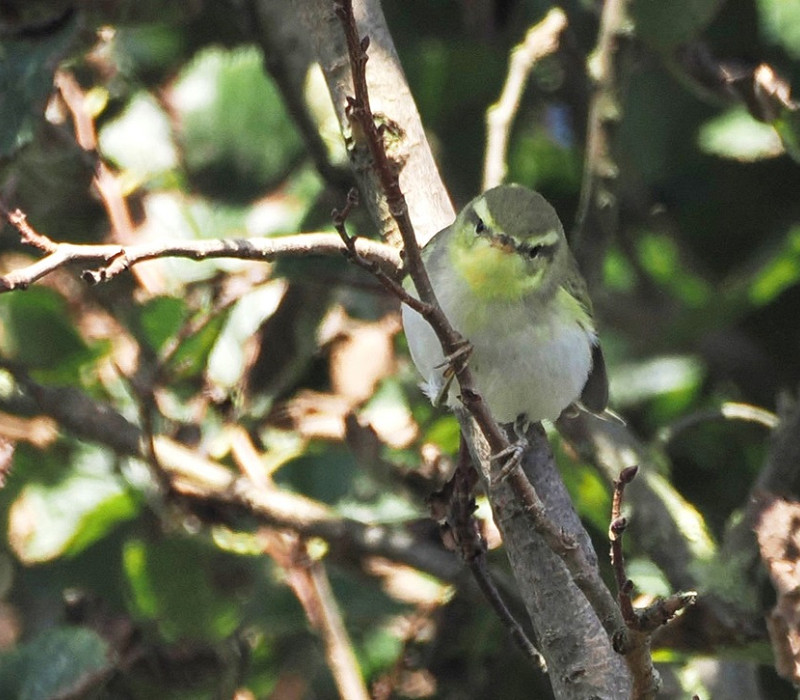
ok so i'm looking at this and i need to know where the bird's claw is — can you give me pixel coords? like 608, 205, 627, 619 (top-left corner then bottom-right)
432, 340, 473, 407
490, 414, 531, 484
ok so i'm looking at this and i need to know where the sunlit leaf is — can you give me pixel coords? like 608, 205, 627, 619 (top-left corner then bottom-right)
0, 626, 110, 700
7, 444, 139, 564
0, 288, 95, 380
698, 107, 784, 161
636, 232, 711, 306
748, 226, 800, 305
98, 92, 179, 183
603, 247, 636, 291
774, 108, 800, 163
421, 416, 460, 454
558, 459, 612, 534
757, 0, 800, 59
625, 558, 671, 597
207, 280, 286, 389
171, 45, 304, 201
609, 355, 703, 408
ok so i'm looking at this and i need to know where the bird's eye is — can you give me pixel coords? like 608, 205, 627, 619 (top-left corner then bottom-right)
527, 245, 543, 259
475, 217, 486, 234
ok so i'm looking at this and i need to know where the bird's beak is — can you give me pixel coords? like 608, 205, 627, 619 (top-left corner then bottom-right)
486, 232, 516, 254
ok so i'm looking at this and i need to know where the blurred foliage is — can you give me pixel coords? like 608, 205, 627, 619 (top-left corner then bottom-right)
0, 0, 798, 698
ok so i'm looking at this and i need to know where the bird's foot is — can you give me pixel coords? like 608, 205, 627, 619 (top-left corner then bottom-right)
490, 414, 530, 483
432, 339, 473, 407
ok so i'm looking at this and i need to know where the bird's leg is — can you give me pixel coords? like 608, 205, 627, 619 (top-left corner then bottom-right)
432, 339, 473, 407
491, 414, 531, 483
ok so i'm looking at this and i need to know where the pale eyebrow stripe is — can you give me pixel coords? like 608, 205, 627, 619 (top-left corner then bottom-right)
536, 229, 560, 247
473, 198, 497, 229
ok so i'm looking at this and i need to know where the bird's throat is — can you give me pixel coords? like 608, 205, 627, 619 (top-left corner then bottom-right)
450, 238, 540, 302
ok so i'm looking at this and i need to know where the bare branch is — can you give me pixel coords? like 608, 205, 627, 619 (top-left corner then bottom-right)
573, 0, 632, 276
2, 367, 463, 582
483, 8, 568, 190
608, 463, 698, 699
657, 401, 779, 447
610, 464, 640, 628
440, 446, 545, 668
0, 212, 402, 292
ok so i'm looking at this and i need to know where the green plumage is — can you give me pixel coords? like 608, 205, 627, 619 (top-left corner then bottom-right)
402, 184, 607, 423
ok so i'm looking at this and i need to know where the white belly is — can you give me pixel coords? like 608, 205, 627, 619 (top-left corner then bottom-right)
402, 293, 593, 423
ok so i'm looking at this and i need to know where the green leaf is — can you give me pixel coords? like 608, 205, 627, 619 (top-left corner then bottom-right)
0, 14, 80, 156
123, 537, 241, 643
635, 232, 712, 306
8, 444, 139, 564
748, 226, 800, 305
167, 307, 229, 380
0, 626, 110, 700
631, 0, 723, 50
625, 558, 671, 597
773, 108, 800, 164
609, 355, 703, 409
508, 125, 582, 195
138, 295, 187, 353
558, 458, 612, 533
171, 45, 304, 201
0, 287, 94, 380
757, 0, 800, 59
98, 92, 179, 182
697, 107, 784, 161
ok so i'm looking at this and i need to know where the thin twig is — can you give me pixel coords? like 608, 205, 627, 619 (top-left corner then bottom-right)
232, 429, 369, 700
263, 532, 370, 700
657, 401, 779, 446
0, 210, 401, 291
446, 445, 546, 668
608, 464, 697, 699
332, 0, 511, 499
610, 465, 640, 627
483, 8, 568, 190
333, 188, 431, 316
2, 208, 57, 254
55, 70, 163, 291
2, 363, 463, 582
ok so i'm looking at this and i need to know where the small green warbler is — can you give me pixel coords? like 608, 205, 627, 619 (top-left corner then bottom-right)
402, 184, 607, 424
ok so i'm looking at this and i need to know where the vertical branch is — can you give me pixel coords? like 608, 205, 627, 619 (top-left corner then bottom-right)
573, 0, 632, 278
483, 8, 568, 190
263, 531, 370, 700
298, 0, 454, 245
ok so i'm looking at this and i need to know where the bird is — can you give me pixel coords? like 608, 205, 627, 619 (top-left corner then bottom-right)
402, 183, 607, 427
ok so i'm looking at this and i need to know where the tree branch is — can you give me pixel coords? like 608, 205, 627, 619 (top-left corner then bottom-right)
1, 367, 462, 583
483, 8, 568, 190
573, 0, 632, 279
0, 208, 401, 291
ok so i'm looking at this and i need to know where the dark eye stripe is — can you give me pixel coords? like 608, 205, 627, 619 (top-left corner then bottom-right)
518, 241, 557, 260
